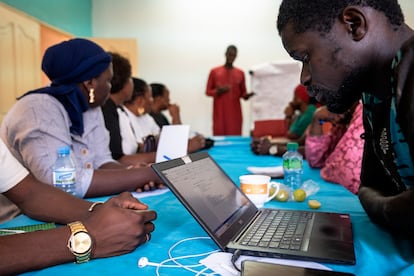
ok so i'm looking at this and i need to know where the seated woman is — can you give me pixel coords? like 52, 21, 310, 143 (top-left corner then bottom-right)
149, 82, 182, 127
122, 78, 208, 154
149, 82, 208, 153
305, 102, 364, 194
0, 38, 163, 199
120, 77, 161, 154
102, 52, 156, 165
284, 84, 318, 140
251, 84, 317, 156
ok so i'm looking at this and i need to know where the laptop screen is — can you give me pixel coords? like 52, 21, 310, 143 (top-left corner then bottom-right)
152, 152, 258, 248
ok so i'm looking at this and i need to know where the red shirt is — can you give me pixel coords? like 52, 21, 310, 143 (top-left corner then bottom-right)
206, 66, 247, 135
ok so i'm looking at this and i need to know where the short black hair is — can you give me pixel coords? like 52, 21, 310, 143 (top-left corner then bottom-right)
277, 0, 404, 35
125, 77, 148, 104
109, 52, 132, 94
150, 83, 166, 98
226, 45, 237, 53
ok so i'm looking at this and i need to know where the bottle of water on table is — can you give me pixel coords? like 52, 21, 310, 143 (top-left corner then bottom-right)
283, 142, 303, 195
53, 146, 77, 197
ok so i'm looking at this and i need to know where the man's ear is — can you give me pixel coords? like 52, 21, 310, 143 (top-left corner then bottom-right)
341, 6, 367, 41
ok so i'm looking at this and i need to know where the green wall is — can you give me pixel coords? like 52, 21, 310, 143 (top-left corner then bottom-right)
0, 0, 92, 37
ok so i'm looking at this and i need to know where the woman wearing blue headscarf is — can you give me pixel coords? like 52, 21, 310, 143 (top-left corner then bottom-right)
0, 38, 163, 199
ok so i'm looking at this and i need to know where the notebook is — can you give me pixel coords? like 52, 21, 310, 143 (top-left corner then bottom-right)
151, 151, 355, 264
155, 124, 189, 163
0, 223, 56, 236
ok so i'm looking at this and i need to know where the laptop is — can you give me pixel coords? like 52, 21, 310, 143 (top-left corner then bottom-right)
151, 151, 355, 264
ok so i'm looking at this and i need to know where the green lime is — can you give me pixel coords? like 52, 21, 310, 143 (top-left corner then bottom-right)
293, 188, 306, 202
308, 199, 321, 209
275, 189, 289, 202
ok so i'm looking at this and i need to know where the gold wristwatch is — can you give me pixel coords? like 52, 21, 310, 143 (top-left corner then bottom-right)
67, 221, 92, 264
269, 144, 278, 155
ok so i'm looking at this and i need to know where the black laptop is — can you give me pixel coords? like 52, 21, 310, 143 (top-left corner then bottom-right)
151, 151, 355, 264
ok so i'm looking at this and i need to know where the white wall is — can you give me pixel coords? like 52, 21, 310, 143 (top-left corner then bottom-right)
92, 0, 414, 137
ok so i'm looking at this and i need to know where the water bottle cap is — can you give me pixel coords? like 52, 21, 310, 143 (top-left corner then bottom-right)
287, 142, 299, 151
57, 146, 70, 155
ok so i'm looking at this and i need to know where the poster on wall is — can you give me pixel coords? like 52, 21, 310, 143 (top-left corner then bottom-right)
249, 61, 301, 126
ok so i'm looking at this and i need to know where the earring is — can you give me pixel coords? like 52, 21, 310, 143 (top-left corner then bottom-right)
137, 107, 145, 116
89, 88, 95, 104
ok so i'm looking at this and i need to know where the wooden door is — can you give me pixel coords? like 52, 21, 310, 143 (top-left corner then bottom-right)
89, 38, 138, 76
0, 3, 41, 123
40, 24, 73, 85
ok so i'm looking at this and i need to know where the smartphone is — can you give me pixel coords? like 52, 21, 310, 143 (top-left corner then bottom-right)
241, 260, 355, 276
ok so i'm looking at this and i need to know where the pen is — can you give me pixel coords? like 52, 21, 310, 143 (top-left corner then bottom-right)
163, 155, 171, 160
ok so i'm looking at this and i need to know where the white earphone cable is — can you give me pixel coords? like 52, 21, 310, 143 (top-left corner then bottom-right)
138, 236, 220, 276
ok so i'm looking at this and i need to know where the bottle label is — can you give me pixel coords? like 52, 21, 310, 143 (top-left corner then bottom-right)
53, 169, 76, 185
283, 158, 302, 170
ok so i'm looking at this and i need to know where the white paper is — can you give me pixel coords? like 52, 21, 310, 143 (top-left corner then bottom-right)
131, 188, 170, 199
247, 166, 284, 178
156, 125, 190, 163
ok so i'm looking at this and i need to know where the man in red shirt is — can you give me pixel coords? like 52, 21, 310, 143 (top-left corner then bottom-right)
206, 45, 254, 135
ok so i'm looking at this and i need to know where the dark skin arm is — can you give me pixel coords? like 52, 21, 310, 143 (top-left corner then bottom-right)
188, 134, 206, 153
308, 106, 334, 137
1, 175, 156, 275
250, 136, 306, 158
284, 102, 296, 130
216, 86, 230, 96
357, 136, 414, 237
243, 92, 255, 100
284, 100, 306, 140
117, 152, 156, 166
168, 103, 182, 125
86, 162, 163, 197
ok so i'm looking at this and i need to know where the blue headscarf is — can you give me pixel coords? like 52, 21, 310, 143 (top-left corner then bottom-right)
20, 38, 112, 136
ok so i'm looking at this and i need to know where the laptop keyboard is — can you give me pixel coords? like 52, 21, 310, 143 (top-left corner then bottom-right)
240, 209, 314, 251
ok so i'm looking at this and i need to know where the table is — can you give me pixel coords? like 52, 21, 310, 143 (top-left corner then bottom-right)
2, 136, 414, 275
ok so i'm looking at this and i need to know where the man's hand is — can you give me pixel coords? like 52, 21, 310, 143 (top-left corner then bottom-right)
167, 104, 182, 124
188, 134, 206, 153
243, 92, 255, 100
168, 103, 180, 117
83, 192, 157, 258
284, 102, 296, 118
217, 86, 230, 96
251, 136, 272, 155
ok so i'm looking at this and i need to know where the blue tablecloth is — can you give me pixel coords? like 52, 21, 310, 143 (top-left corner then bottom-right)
2, 136, 414, 275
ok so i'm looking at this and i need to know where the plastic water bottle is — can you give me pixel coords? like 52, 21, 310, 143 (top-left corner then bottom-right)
53, 146, 77, 197
283, 142, 303, 194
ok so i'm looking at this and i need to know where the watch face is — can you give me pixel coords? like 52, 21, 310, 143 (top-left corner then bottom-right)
71, 231, 92, 254
269, 145, 278, 155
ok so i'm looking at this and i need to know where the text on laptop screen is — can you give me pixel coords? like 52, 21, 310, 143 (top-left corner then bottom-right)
162, 157, 251, 233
